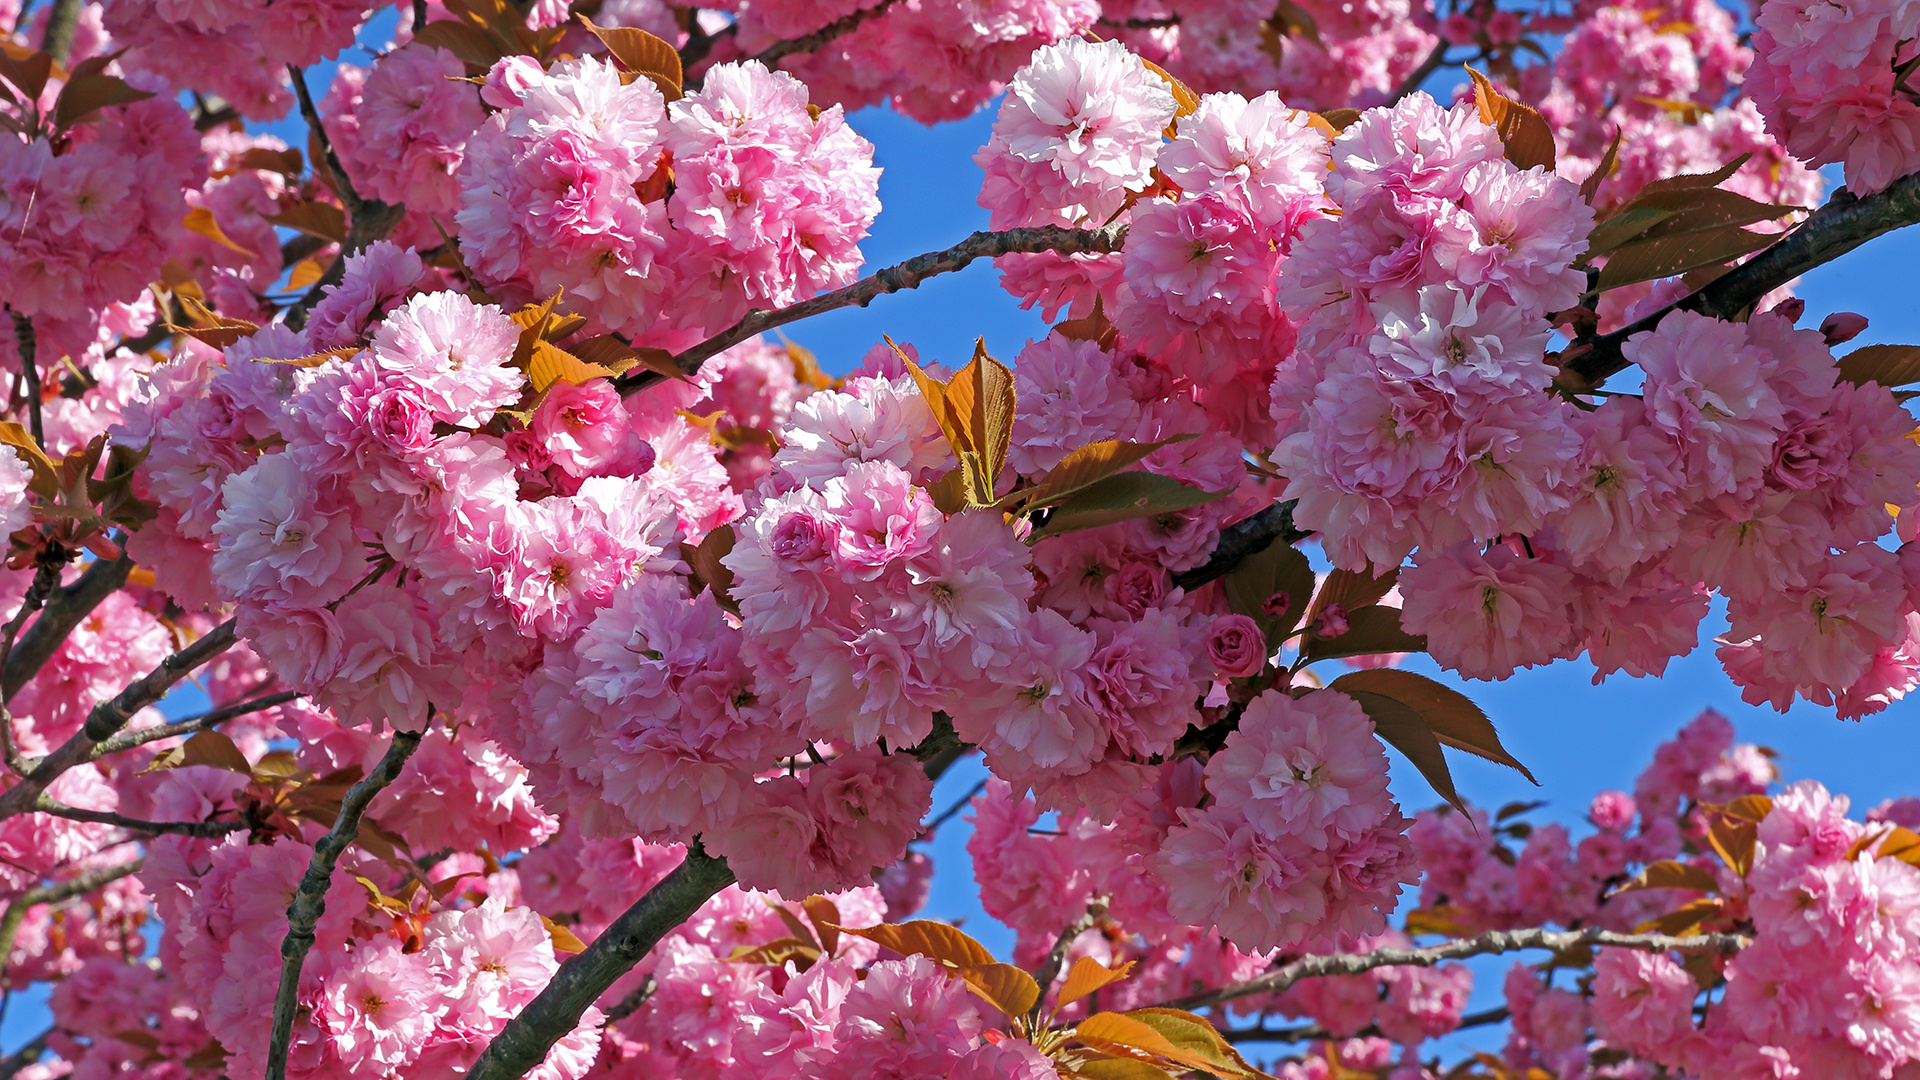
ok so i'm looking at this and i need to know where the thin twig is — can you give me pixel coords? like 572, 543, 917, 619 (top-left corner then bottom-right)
616, 223, 1131, 394
1163, 927, 1751, 1011
1032, 898, 1108, 1017
89, 689, 302, 760
1390, 41, 1451, 104
0, 619, 238, 821
750, 0, 899, 67
265, 727, 425, 1080
0, 563, 64, 775
601, 974, 657, 1024
1219, 1005, 1511, 1044
284, 64, 405, 329
0, 858, 142, 976
922, 778, 989, 837
1565, 168, 1920, 386
31, 796, 242, 838
4, 553, 132, 701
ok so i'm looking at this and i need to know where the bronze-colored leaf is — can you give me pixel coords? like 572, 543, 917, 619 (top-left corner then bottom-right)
1586, 187, 1797, 259
442, 0, 534, 52
0, 45, 54, 104
268, 203, 348, 244
1300, 604, 1428, 661
578, 15, 683, 100
1122, 1008, 1268, 1079
1306, 564, 1398, 627
1580, 126, 1623, 206
526, 340, 614, 392
1265, 0, 1325, 50
1028, 472, 1229, 540
957, 962, 1041, 1018
1003, 436, 1192, 512
1595, 222, 1778, 291
182, 207, 255, 258
729, 937, 825, 968
1075, 1060, 1176, 1080
1330, 668, 1535, 783
1608, 859, 1720, 896
1054, 296, 1118, 350
233, 146, 304, 177
1058, 956, 1136, 1009
0, 421, 57, 501
802, 896, 842, 956
1140, 60, 1200, 119
1466, 66, 1555, 171
1336, 685, 1465, 814
541, 913, 588, 954
827, 920, 996, 969
285, 257, 328, 292
926, 467, 971, 516
53, 71, 155, 129
410, 19, 507, 71
1637, 152, 1751, 196
1837, 344, 1920, 388
1703, 810, 1758, 878
1403, 906, 1475, 938
766, 896, 823, 950
683, 525, 739, 615
1635, 897, 1725, 937
943, 339, 1015, 505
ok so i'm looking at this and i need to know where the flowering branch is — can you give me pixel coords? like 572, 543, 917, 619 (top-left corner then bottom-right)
0, 858, 142, 978
1219, 1005, 1512, 1045
30, 796, 242, 838
1169, 499, 1308, 592
1032, 898, 1109, 1004
1162, 926, 1751, 1011
284, 63, 405, 324
0, 618, 237, 821
750, 0, 900, 67
616, 222, 1131, 393
1564, 168, 1920, 386
3, 552, 132, 700
463, 841, 737, 1080
88, 689, 303, 759
265, 727, 425, 1080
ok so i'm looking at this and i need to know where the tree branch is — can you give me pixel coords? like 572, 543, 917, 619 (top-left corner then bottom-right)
37, 0, 77, 64
265, 727, 424, 1080
1032, 898, 1108, 1017
0, 563, 66, 774
616, 223, 1131, 395
1565, 169, 1920, 386
1169, 499, 1309, 592
1219, 1005, 1511, 1045
6, 312, 41, 448
600, 974, 657, 1024
284, 64, 406, 329
0, 1027, 49, 1079
750, 0, 898, 67
1162, 926, 1750, 1011
0, 858, 141, 975
1390, 41, 1450, 104
3, 553, 132, 701
89, 689, 303, 760
0, 619, 238, 821
31, 796, 242, 838
464, 841, 736, 1080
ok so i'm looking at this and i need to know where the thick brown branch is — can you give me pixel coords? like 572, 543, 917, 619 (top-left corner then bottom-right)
0, 1027, 50, 1079
0, 858, 142, 975
0, 619, 238, 821
751, 0, 898, 67
1169, 499, 1309, 592
1566, 169, 1920, 386
0, 563, 65, 774
464, 842, 737, 1080
616, 223, 1131, 395
38, 0, 78, 64
1163, 926, 1750, 1011
266, 728, 424, 1080
4, 553, 132, 701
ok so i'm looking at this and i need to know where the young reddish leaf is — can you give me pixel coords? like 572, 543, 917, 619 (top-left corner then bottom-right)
1307, 564, 1400, 625
182, 207, 256, 258
1053, 296, 1118, 349
567, 335, 649, 377
1300, 604, 1428, 661
1466, 67, 1556, 171
176, 730, 253, 774
783, 337, 835, 391
410, 19, 507, 71
1636, 152, 1752, 197
268, 203, 349, 244
942, 339, 1015, 505
53, 71, 155, 129
827, 920, 996, 969
541, 913, 588, 955
1580, 126, 1623, 206
1703, 812, 1759, 878
801, 896, 842, 957
1862, 825, 1920, 865
1122, 1008, 1269, 1080
1608, 860, 1721, 896
261, 347, 360, 369
886, 335, 963, 455
1058, 956, 1137, 1009
681, 525, 739, 615
252, 751, 308, 780
443, 0, 534, 52
1003, 436, 1192, 512
1330, 668, 1535, 783
578, 15, 684, 100
729, 937, 824, 968
1635, 897, 1725, 937
926, 468, 971, 516
1335, 684, 1466, 814
1837, 344, 1920, 388
766, 897, 823, 952
169, 296, 261, 350
1027, 473, 1229, 541
1403, 906, 1476, 938
1075, 1012, 1247, 1077
956, 962, 1041, 1018
0, 45, 54, 104
1720, 794, 1774, 822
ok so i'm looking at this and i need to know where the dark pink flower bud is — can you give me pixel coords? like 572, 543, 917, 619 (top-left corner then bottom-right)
1262, 591, 1291, 618
1205, 614, 1268, 678
1317, 603, 1350, 638
1821, 311, 1870, 345
1589, 790, 1635, 832
1766, 297, 1805, 324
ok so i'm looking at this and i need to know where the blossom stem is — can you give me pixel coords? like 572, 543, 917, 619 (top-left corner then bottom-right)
30, 796, 243, 837
88, 689, 304, 760
616, 223, 1131, 394
1162, 926, 1750, 1010
266, 726, 425, 1080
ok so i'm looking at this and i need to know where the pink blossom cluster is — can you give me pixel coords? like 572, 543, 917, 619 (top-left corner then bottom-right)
1750, 0, 1920, 196
456, 54, 880, 344
100, 0, 371, 119
324, 43, 489, 217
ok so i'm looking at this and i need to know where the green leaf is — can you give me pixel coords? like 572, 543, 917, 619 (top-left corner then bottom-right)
1837, 344, 1920, 388
1028, 472, 1228, 540
1300, 604, 1427, 661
